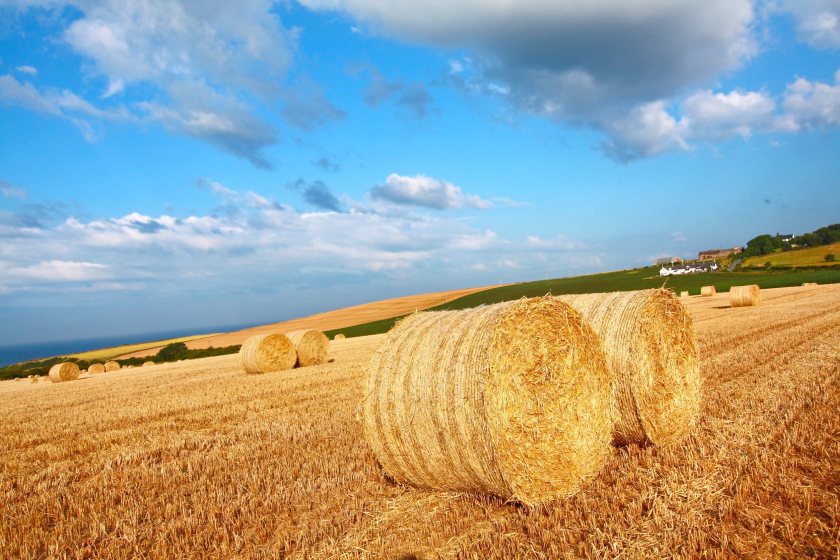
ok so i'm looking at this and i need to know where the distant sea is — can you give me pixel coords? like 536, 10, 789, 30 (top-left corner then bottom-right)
0, 323, 261, 368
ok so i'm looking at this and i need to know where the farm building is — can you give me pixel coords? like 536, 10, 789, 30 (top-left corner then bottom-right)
659, 261, 718, 276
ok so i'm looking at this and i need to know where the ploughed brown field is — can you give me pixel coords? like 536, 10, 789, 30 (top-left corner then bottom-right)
2, 285, 838, 559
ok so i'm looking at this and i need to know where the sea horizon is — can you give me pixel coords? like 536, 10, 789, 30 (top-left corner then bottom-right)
0, 322, 261, 368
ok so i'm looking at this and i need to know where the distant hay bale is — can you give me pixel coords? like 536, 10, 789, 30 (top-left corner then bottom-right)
333, 333, 346, 340
729, 284, 761, 307
802, 282, 817, 287
700, 285, 717, 297
240, 333, 297, 374
104, 361, 120, 372
287, 329, 329, 367
143, 361, 154, 367
363, 296, 613, 506
48, 362, 80, 383
89, 363, 105, 374
680, 291, 689, 298
31, 376, 39, 383
557, 289, 701, 446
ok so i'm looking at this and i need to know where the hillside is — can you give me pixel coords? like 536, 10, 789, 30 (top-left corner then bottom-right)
741, 240, 840, 268
116, 284, 498, 359
326, 265, 840, 338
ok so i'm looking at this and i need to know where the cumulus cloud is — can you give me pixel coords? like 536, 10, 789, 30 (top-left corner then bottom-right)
303, 0, 756, 146
783, 0, 840, 48
4, 0, 295, 166
782, 69, 840, 129
370, 173, 493, 210
0, 181, 591, 297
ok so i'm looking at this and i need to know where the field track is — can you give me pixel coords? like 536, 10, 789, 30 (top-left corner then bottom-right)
1, 285, 838, 559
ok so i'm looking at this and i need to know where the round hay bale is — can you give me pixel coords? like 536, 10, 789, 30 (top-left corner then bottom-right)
333, 333, 346, 340
729, 284, 761, 307
143, 361, 155, 367
557, 289, 701, 446
700, 285, 717, 297
287, 329, 329, 367
89, 363, 105, 374
104, 361, 120, 372
240, 333, 297, 374
680, 291, 689, 298
31, 376, 39, 383
48, 362, 80, 383
802, 282, 817, 287
363, 296, 613, 505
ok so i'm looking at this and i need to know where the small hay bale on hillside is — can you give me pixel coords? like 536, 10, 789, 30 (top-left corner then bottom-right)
89, 363, 105, 374
333, 333, 346, 340
557, 289, 700, 446
680, 291, 689, 298
104, 361, 120, 372
31, 376, 39, 383
240, 333, 297, 374
143, 361, 154, 367
287, 329, 329, 367
700, 285, 717, 297
48, 362, 80, 383
729, 284, 761, 307
363, 296, 613, 506
802, 282, 817, 287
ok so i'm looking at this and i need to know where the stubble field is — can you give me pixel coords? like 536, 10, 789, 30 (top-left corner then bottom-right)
1, 285, 838, 559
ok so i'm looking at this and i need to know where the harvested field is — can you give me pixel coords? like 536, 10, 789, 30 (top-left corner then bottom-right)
1, 285, 838, 559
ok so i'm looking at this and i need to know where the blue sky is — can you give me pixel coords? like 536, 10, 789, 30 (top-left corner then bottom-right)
0, 0, 839, 346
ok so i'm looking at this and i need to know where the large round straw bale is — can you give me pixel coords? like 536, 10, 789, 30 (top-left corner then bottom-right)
333, 333, 346, 340
48, 362, 80, 383
89, 363, 105, 374
700, 285, 717, 297
104, 361, 120, 372
680, 291, 689, 298
557, 289, 700, 446
143, 361, 154, 367
729, 284, 761, 307
363, 297, 613, 505
240, 333, 296, 374
286, 329, 329, 367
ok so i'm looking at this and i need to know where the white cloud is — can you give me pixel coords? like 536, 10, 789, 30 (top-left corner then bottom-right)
782, 69, 840, 130
5, 0, 295, 166
15, 65, 37, 75
6, 260, 109, 282
681, 90, 777, 140
0, 181, 592, 296
302, 0, 756, 153
370, 173, 493, 210
783, 0, 840, 48
0, 181, 26, 199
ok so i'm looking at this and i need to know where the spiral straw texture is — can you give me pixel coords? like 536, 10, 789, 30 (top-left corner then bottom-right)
286, 330, 329, 367
240, 333, 297, 374
48, 362, 80, 383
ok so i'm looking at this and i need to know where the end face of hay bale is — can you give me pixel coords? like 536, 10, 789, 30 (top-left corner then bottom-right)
89, 363, 105, 374
680, 291, 689, 298
240, 333, 297, 374
48, 362, 80, 383
558, 290, 700, 447
104, 361, 121, 372
143, 361, 154, 367
700, 285, 717, 297
333, 333, 346, 340
363, 297, 613, 505
287, 329, 329, 367
729, 284, 761, 307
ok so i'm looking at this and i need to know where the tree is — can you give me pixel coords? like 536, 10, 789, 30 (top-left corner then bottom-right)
826, 253, 836, 262
157, 342, 188, 362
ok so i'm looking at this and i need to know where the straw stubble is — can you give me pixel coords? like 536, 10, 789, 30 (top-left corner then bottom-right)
363, 296, 613, 506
